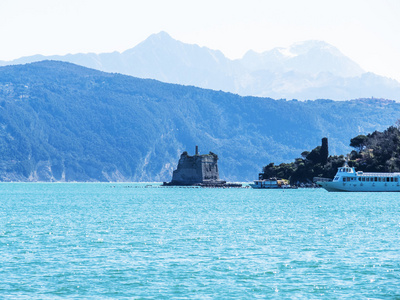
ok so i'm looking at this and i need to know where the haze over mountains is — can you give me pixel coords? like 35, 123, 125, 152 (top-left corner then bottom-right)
1, 32, 400, 101
1, 61, 399, 182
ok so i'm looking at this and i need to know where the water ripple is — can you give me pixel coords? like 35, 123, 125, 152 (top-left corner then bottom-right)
0, 183, 399, 298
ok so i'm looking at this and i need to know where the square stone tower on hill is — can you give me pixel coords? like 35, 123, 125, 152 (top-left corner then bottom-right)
166, 146, 226, 186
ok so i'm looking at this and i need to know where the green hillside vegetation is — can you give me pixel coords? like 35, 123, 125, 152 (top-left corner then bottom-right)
349, 124, 400, 172
1, 61, 400, 182
260, 125, 400, 184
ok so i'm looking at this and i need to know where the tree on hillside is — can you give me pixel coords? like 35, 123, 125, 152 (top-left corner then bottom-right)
305, 137, 328, 165
305, 146, 322, 163
350, 135, 368, 152
349, 126, 400, 172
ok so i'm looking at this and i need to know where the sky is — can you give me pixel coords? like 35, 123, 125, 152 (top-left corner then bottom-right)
1, 0, 400, 81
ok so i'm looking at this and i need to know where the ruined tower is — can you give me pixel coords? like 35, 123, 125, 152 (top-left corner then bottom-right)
164, 146, 226, 186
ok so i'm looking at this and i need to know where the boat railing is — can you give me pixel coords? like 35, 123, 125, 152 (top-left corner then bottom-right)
313, 177, 332, 182
359, 172, 400, 177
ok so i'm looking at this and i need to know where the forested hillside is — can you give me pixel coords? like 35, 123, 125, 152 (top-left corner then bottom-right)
261, 125, 400, 185
0, 61, 399, 181
349, 125, 400, 172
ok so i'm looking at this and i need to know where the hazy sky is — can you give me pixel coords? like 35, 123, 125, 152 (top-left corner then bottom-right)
1, 0, 400, 81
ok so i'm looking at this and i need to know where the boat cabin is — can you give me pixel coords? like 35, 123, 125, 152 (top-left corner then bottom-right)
333, 165, 400, 183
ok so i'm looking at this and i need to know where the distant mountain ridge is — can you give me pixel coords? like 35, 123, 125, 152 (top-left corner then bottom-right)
1, 32, 400, 101
241, 40, 364, 77
0, 61, 400, 182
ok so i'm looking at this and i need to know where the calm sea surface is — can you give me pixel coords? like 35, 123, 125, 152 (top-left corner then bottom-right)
0, 183, 399, 299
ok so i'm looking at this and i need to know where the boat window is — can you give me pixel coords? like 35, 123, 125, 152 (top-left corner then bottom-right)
387, 177, 390, 182
395, 178, 398, 182
358, 178, 361, 181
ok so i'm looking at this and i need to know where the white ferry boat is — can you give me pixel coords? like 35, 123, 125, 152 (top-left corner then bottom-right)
250, 178, 290, 189
317, 164, 400, 192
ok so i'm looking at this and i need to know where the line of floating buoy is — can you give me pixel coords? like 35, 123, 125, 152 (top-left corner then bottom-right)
109, 185, 250, 189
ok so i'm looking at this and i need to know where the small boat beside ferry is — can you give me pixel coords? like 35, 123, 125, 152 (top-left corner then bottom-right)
250, 178, 291, 189
317, 164, 400, 192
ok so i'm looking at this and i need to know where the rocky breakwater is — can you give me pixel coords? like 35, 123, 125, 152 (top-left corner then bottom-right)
163, 146, 242, 187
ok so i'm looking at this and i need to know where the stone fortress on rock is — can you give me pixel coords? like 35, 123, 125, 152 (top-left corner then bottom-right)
163, 146, 241, 187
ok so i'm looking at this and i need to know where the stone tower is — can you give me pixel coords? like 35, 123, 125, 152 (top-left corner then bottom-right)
166, 147, 226, 186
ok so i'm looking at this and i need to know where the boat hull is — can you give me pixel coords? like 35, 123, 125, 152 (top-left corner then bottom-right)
317, 181, 400, 192
249, 184, 285, 189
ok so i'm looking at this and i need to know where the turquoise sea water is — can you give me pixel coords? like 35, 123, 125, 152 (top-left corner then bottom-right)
0, 183, 399, 299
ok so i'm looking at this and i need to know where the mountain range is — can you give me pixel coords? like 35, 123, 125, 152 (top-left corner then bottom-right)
0, 61, 399, 182
1, 31, 400, 101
